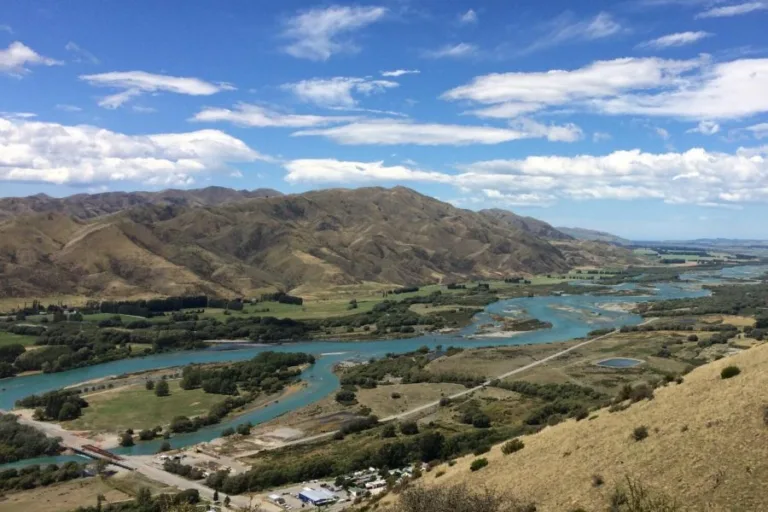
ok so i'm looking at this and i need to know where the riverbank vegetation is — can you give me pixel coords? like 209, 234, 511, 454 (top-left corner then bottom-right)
0, 413, 63, 463
0, 461, 85, 492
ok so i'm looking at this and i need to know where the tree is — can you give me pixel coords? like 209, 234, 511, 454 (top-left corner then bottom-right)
155, 379, 170, 397
381, 423, 397, 438
145, 379, 155, 391
58, 402, 80, 421
335, 389, 356, 404
400, 421, 419, 436
136, 487, 152, 506
224, 496, 231, 507
213, 490, 219, 502
119, 431, 134, 447
236, 422, 252, 435
158, 441, 172, 453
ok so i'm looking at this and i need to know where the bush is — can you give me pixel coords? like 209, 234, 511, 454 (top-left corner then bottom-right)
501, 438, 525, 455
119, 432, 134, 447
236, 422, 252, 435
472, 414, 491, 429
400, 421, 419, 436
333, 431, 345, 440
221, 427, 235, 437
145, 380, 155, 390
473, 445, 490, 456
381, 423, 397, 438
155, 379, 170, 397
629, 384, 654, 403
592, 474, 604, 487
687, 334, 698, 342
158, 441, 172, 453
470, 458, 489, 472
609, 477, 680, 512
391, 392, 402, 399
632, 426, 649, 442
721, 366, 741, 379
335, 389, 357, 405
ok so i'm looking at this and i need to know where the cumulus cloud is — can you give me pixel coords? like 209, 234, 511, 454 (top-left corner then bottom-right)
445, 56, 768, 121
65, 41, 99, 64
747, 123, 768, 139
192, 103, 355, 128
459, 9, 478, 24
636, 31, 711, 49
687, 120, 720, 135
282, 146, 768, 207
381, 69, 420, 77
282, 77, 398, 108
80, 71, 235, 108
696, 2, 768, 18
422, 43, 478, 59
284, 159, 453, 184
281, 5, 387, 61
520, 12, 623, 55
0, 115, 268, 186
292, 118, 583, 145
0, 41, 61, 76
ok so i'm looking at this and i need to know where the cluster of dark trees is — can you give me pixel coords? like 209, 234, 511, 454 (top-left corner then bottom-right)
97, 296, 210, 317
0, 414, 63, 463
163, 459, 205, 480
207, 424, 526, 495
639, 282, 768, 317
168, 392, 264, 435
389, 286, 420, 295
0, 462, 85, 491
260, 292, 303, 305
180, 351, 314, 396
15, 389, 89, 421
73, 487, 200, 512
492, 380, 607, 426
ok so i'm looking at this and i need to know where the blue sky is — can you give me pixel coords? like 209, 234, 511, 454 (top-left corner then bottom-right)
2, 0, 768, 239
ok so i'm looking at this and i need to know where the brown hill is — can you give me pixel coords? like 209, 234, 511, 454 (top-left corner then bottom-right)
0, 186, 585, 298
0, 186, 282, 220
479, 208, 573, 241
426, 344, 768, 511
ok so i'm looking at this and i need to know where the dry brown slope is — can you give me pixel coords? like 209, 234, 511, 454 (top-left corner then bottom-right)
431, 344, 768, 511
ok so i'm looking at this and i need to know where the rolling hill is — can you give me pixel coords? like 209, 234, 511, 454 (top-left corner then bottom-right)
427, 344, 768, 511
557, 226, 632, 245
478, 209, 573, 241
0, 186, 638, 299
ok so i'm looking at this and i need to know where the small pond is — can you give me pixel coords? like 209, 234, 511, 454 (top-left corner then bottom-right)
595, 357, 644, 368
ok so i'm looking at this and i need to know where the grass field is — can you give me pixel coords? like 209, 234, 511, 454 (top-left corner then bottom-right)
67, 380, 224, 432
0, 477, 131, 512
0, 331, 37, 347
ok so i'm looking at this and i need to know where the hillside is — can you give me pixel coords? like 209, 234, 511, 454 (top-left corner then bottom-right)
557, 226, 632, 245
0, 186, 282, 220
0, 186, 585, 299
428, 344, 768, 511
479, 209, 572, 241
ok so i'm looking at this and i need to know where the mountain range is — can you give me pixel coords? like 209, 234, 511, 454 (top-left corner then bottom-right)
0, 186, 639, 299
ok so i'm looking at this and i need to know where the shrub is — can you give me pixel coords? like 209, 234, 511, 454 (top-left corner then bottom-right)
473, 445, 490, 456
393, 483, 532, 512
470, 458, 489, 472
609, 477, 680, 512
335, 389, 357, 404
145, 380, 155, 391
571, 406, 589, 421
381, 423, 397, 438
592, 474, 604, 487
434, 470, 445, 478
158, 441, 172, 453
721, 366, 741, 379
391, 392, 402, 399
155, 379, 170, 397
119, 432, 134, 447
472, 414, 491, 429
221, 427, 235, 437
439, 397, 451, 407
333, 431, 345, 440
236, 422, 252, 435
687, 334, 698, 342
632, 426, 649, 442
400, 421, 419, 436
629, 384, 654, 403
501, 438, 525, 455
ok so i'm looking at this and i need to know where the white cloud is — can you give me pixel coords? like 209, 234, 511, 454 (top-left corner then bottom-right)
0, 41, 62, 76
0, 25, 12, 34
696, 2, 768, 18
0, 115, 268, 186
747, 123, 768, 139
284, 159, 452, 184
655, 127, 671, 139
65, 41, 99, 64
459, 9, 478, 24
593, 131, 612, 142
281, 5, 387, 61
687, 120, 720, 134
281, 146, 768, 207
80, 70, 234, 108
423, 43, 478, 59
445, 56, 768, 121
637, 31, 711, 49
381, 69, 420, 77
521, 12, 623, 54
192, 103, 355, 128
282, 77, 398, 108
0, 112, 36, 119
293, 118, 583, 146
55, 104, 83, 112
132, 105, 157, 114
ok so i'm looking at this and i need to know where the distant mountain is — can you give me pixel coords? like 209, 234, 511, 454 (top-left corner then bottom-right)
0, 186, 581, 299
556, 227, 632, 246
479, 209, 573, 240
0, 186, 283, 220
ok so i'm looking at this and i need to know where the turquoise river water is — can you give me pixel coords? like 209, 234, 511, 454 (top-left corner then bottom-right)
2, 265, 765, 467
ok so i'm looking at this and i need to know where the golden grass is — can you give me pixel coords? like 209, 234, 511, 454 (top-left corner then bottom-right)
0, 477, 130, 512
428, 342, 768, 511
356, 383, 468, 417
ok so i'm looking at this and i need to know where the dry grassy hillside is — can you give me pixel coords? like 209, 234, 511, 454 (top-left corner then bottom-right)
428, 344, 768, 511
0, 187, 582, 298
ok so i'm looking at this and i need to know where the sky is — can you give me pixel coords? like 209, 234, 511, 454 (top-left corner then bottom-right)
1, 0, 768, 239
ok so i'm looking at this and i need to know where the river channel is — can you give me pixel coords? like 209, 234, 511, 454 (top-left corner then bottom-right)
2, 265, 765, 466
